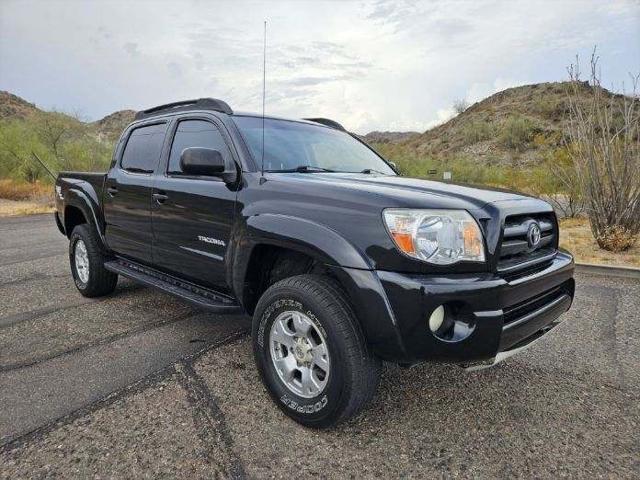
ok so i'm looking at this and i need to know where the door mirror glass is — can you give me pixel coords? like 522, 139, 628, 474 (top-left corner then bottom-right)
180, 148, 225, 176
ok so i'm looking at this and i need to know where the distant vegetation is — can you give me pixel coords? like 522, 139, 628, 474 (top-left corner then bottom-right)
1, 62, 638, 252
370, 80, 634, 215
0, 91, 133, 184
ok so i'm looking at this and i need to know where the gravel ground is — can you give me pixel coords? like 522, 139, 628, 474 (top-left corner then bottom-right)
0, 215, 638, 479
2, 373, 236, 479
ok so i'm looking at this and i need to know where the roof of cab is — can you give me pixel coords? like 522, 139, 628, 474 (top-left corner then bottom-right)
134, 98, 345, 131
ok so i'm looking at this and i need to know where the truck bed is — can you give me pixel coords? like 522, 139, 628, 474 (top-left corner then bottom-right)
57, 171, 106, 194
55, 171, 107, 234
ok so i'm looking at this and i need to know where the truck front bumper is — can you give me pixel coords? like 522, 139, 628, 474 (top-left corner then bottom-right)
359, 250, 575, 365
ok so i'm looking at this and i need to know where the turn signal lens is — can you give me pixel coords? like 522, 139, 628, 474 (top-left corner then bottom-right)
391, 232, 415, 254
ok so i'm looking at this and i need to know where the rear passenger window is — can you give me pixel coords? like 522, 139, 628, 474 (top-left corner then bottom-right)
121, 123, 167, 173
168, 120, 230, 174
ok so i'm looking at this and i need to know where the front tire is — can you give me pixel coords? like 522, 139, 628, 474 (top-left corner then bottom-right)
69, 224, 118, 297
252, 274, 381, 428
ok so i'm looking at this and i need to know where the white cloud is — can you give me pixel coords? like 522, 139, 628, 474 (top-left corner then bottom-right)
0, 0, 637, 133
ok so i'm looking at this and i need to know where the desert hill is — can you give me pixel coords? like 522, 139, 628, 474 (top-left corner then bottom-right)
0, 91, 135, 144
376, 81, 626, 167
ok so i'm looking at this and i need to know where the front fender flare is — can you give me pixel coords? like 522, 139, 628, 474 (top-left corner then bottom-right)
230, 214, 407, 360
230, 213, 372, 301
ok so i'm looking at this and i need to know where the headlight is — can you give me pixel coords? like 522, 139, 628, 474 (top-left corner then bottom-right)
383, 209, 485, 265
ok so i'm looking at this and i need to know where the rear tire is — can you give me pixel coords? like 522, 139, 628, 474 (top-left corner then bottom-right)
69, 224, 118, 297
252, 274, 381, 428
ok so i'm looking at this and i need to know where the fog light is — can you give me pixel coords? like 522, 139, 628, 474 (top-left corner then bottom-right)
428, 305, 445, 332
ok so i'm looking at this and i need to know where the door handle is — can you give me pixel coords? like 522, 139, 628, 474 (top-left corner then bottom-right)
152, 192, 168, 204
107, 186, 118, 197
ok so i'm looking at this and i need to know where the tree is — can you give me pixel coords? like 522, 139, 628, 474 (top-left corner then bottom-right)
453, 98, 470, 115
565, 49, 640, 251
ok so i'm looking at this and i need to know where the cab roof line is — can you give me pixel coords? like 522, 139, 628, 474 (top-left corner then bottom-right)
134, 98, 233, 120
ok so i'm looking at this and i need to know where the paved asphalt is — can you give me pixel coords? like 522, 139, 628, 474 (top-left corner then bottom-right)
0, 214, 638, 479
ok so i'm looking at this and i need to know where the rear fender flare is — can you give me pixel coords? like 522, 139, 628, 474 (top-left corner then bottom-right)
64, 188, 107, 249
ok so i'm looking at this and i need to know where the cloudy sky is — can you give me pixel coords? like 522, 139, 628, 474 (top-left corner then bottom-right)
1, 0, 638, 133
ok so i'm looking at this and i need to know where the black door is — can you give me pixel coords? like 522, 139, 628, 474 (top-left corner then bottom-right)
151, 118, 238, 290
103, 122, 168, 264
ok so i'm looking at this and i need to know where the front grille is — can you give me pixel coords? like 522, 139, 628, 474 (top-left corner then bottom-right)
502, 284, 566, 326
498, 212, 557, 276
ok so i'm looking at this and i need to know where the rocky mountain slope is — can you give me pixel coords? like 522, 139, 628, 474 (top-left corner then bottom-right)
377, 81, 627, 167
0, 91, 40, 119
91, 110, 136, 142
0, 91, 135, 143
361, 131, 419, 144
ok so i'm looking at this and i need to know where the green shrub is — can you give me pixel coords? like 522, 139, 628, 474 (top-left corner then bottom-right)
534, 98, 566, 119
371, 142, 565, 195
0, 116, 113, 184
461, 121, 493, 144
499, 116, 537, 151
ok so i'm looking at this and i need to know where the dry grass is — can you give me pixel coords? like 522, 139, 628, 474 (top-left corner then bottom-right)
0, 179, 53, 202
0, 180, 55, 217
560, 218, 640, 268
0, 199, 55, 216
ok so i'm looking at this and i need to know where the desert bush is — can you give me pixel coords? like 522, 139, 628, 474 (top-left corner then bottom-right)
0, 115, 113, 184
371, 143, 559, 193
499, 116, 537, 151
596, 225, 638, 252
461, 121, 493, 144
534, 97, 567, 119
565, 50, 640, 251
453, 99, 470, 114
541, 147, 585, 218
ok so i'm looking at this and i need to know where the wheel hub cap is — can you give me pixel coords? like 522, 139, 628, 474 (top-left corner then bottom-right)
292, 337, 313, 364
269, 311, 330, 399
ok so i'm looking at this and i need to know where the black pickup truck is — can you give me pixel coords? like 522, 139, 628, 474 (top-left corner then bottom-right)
55, 98, 575, 428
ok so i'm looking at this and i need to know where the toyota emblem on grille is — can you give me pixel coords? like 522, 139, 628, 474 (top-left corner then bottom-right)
527, 222, 542, 249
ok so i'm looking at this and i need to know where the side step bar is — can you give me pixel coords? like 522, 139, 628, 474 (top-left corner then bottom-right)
104, 259, 243, 314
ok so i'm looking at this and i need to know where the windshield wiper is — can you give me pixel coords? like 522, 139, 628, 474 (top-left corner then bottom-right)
359, 168, 388, 175
267, 165, 335, 173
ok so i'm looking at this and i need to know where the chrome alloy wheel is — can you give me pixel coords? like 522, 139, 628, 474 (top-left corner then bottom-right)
74, 239, 89, 284
269, 310, 330, 398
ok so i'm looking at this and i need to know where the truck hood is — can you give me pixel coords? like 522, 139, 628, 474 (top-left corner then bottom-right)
276, 172, 535, 210
246, 172, 555, 275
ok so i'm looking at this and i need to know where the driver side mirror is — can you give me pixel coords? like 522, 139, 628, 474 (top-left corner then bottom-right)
180, 148, 225, 176
388, 161, 399, 173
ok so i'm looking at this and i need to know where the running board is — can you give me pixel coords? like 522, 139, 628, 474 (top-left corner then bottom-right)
104, 259, 242, 314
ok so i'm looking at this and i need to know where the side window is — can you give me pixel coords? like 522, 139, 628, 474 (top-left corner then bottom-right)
121, 123, 167, 173
168, 120, 231, 174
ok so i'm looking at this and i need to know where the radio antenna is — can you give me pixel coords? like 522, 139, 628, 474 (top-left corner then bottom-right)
261, 20, 267, 177
31, 152, 57, 181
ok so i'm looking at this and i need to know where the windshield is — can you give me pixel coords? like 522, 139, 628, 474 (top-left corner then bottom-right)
232, 116, 396, 175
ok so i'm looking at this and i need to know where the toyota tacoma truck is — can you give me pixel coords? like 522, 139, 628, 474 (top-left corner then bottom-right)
54, 98, 575, 428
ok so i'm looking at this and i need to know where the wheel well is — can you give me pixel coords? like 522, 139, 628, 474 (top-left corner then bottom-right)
64, 206, 87, 238
243, 245, 333, 315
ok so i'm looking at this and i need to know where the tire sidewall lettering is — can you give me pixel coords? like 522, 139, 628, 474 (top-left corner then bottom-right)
257, 296, 335, 416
